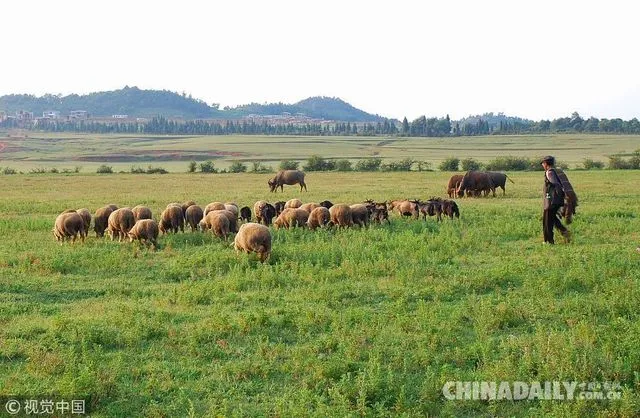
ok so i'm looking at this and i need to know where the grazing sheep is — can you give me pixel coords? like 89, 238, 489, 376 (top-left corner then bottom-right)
204, 202, 226, 216
240, 206, 252, 222
319, 200, 334, 209
415, 199, 443, 222
128, 219, 159, 248
284, 198, 302, 209
159, 205, 184, 234
300, 202, 320, 213
329, 204, 353, 228
388, 200, 419, 219
132, 205, 153, 222
274, 208, 309, 229
181, 200, 196, 219
273, 201, 286, 215
185, 205, 204, 232
53, 211, 86, 243
307, 206, 331, 230
210, 209, 238, 233
441, 200, 460, 219
202, 210, 230, 239
224, 203, 239, 218
234, 223, 272, 262
76, 208, 92, 233
94, 206, 114, 237
107, 208, 136, 241
371, 202, 390, 224
253, 200, 268, 224
260, 203, 277, 226
350, 204, 372, 227
107, 204, 119, 211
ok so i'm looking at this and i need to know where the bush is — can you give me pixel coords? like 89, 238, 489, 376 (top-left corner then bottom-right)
484, 156, 530, 171
461, 158, 482, 171
629, 152, 640, 169
415, 161, 432, 171
30, 167, 47, 174
250, 161, 272, 173
146, 166, 168, 174
199, 161, 217, 173
2, 167, 17, 175
335, 159, 352, 171
50, 167, 59, 173
96, 165, 113, 174
381, 158, 415, 172
354, 158, 382, 172
582, 159, 604, 170
74, 166, 82, 173
608, 156, 630, 169
187, 161, 197, 173
229, 161, 247, 173
279, 160, 299, 170
439, 157, 460, 171
130, 166, 146, 174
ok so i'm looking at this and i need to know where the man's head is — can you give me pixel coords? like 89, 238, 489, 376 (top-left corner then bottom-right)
541, 155, 555, 170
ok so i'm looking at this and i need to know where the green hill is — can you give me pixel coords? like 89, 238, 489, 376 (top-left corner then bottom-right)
0, 88, 385, 122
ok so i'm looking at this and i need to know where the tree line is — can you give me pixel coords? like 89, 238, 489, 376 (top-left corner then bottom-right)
3, 112, 640, 136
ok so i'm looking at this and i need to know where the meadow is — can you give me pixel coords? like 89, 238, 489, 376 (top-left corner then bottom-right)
1, 132, 639, 172
1, 170, 639, 416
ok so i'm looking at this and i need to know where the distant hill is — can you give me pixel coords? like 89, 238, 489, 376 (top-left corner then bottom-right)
0, 87, 386, 122
456, 112, 534, 129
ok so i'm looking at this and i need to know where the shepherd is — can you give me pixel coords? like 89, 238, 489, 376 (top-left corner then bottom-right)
541, 155, 577, 244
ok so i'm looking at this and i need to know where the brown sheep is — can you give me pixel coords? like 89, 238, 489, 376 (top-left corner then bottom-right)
350, 204, 372, 227
224, 203, 239, 218
185, 205, 204, 232
211, 209, 238, 233
76, 208, 92, 233
107, 204, 119, 211
329, 204, 353, 228
132, 205, 153, 222
181, 200, 196, 219
159, 205, 184, 234
273, 208, 293, 229
307, 206, 330, 230
128, 219, 159, 248
388, 200, 419, 219
202, 211, 230, 239
253, 200, 268, 224
204, 202, 226, 216
300, 202, 320, 213
284, 198, 302, 209
240, 206, 252, 222
94, 206, 114, 237
275, 208, 309, 229
107, 208, 136, 241
53, 211, 86, 243
234, 222, 272, 262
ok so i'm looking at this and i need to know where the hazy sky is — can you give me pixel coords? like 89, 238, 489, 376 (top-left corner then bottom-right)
2, 0, 639, 121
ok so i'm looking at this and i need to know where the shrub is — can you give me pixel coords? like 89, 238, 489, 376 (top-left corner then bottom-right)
30, 167, 47, 174
582, 159, 604, 170
608, 156, 630, 170
2, 167, 17, 175
438, 157, 459, 171
354, 158, 382, 172
461, 158, 482, 171
199, 161, 217, 173
96, 165, 113, 174
484, 156, 530, 171
415, 161, 432, 171
335, 159, 352, 171
130, 166, 146, 174
74, 166, 82, 173
187, 161, 197, 173
50, 167, 59, 173
381, 158, 414, 172
279, 160, 299, 170
146, 166, 168, 174
251, 161, 272, 173
229, 161, 248, 173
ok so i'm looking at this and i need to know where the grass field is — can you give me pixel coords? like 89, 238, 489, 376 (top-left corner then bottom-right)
1, 131, 639, 172
1, 170, 639, 416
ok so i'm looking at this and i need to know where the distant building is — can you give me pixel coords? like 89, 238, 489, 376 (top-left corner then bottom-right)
112, 114, 128, 119
42, 110, 60, 119
15, 110, 34, 120
69, 110, 88, 119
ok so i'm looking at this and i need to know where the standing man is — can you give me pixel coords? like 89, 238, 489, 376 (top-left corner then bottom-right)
541, 155, 571, 244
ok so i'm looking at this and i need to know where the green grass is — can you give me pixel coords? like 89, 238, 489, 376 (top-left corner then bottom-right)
0, 171, 639, 416
1, 131, 639, 172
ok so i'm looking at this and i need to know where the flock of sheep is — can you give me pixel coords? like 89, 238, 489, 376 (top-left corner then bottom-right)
52, 196, 460, 263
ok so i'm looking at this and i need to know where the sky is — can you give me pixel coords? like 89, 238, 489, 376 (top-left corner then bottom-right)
1, 0, 639, 121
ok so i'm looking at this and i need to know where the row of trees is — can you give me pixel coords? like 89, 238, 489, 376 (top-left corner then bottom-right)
4, 112, 640, 136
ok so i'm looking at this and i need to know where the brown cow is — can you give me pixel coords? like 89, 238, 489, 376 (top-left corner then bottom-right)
268, 170, 307, 192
